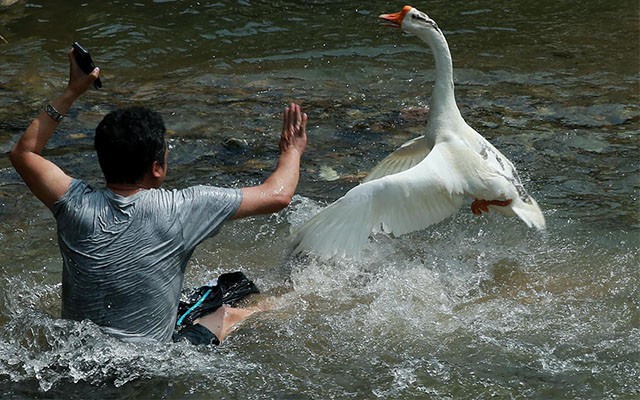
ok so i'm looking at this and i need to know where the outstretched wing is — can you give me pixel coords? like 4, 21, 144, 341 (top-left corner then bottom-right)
363, 135, 432, 182
289, 144, 464, 259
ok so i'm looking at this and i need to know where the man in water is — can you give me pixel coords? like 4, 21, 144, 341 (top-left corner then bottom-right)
9, 48, 308, 345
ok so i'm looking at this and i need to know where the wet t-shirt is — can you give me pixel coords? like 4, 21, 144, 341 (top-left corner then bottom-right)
51, 179, 242, 342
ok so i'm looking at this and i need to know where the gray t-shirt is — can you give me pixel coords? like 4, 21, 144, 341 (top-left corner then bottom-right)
51, 179, 242, 342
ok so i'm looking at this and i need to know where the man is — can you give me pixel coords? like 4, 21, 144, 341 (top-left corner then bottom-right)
9, 48, 308, 345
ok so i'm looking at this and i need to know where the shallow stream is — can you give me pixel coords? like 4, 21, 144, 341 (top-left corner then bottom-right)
0, 1, 638, 398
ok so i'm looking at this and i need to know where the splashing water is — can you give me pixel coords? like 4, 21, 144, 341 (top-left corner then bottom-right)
1, 0, 638, 398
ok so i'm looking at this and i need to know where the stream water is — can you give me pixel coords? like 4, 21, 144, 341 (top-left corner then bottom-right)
0, 1, 638, 399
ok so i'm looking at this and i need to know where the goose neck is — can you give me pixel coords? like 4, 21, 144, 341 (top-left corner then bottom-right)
417, 28, 459, 117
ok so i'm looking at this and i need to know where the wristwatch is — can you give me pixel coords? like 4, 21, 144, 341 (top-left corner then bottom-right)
45, 104, 64, 122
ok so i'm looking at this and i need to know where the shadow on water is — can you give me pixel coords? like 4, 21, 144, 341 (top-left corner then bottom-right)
0, 0, 638, 398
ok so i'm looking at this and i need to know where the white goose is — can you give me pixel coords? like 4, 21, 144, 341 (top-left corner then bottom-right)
290, 5, 545, 259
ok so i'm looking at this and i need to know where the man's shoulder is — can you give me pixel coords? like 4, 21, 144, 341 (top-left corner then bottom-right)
172, 185, 241, 200
51, 179, 107, 223
168, 185, 242, 216
53, 179, 93, 207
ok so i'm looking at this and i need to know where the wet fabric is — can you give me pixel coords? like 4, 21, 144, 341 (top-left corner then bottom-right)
51, 179, 242, 342
175, 271, 260, 327
173, 271, 259, 346
173, 323, 220, 346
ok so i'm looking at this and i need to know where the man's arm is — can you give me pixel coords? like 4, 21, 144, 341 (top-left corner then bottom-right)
231, 103, 308, 219
10, 48, 100, 209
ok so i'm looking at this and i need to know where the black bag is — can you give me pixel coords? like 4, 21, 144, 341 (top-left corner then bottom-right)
176, 271, 259, 327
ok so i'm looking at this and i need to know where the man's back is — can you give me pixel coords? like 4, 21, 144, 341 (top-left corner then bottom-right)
9, 50, 307, 345
53, 179, 242, 342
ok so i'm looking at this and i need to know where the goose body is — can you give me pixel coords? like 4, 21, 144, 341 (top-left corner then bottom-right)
290, 6, 545, 259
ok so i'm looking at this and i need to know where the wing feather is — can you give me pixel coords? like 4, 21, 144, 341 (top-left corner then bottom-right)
363, 135, 432, 182
290, 144, 464, 259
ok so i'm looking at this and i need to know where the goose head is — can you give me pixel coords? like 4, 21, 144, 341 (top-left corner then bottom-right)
379, 5, 442, 39
379, 5, 457, 115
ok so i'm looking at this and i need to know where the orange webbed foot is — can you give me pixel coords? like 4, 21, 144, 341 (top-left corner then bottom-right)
471, 199, 513, 215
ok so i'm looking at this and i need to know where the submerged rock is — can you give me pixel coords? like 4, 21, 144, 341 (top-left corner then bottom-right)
0, 0, 22, 7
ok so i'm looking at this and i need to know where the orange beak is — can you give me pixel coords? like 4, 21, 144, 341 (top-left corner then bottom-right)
379, 5, 413, 28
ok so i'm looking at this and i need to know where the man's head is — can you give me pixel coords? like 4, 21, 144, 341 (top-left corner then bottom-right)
95, 107, 167, 185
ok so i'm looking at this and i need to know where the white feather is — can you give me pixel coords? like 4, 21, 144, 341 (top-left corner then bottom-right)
363, 135, 432, 182
290, 6, 545, 259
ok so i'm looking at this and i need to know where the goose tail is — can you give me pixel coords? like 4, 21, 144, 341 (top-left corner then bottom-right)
510, 196, 546, 231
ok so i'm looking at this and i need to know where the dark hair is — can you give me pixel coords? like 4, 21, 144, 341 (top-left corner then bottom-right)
94, 107, 167, 184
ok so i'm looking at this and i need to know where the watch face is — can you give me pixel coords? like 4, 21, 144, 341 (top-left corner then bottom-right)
46, 104, 64, 122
